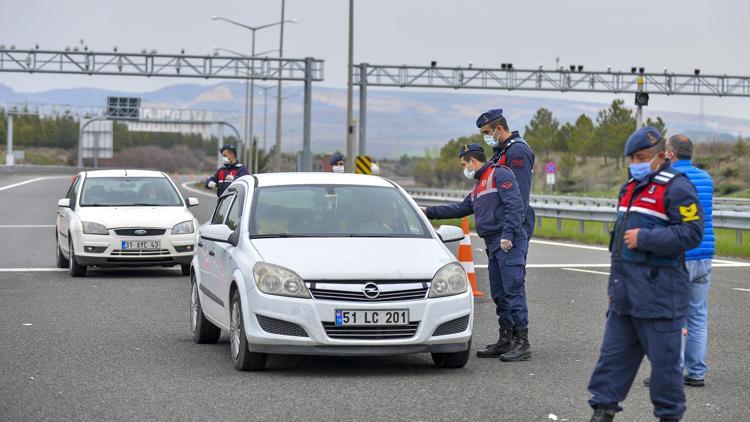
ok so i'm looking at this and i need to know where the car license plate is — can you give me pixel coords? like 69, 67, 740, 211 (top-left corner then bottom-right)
121, 240, 160, 250
335, 310, 409, 326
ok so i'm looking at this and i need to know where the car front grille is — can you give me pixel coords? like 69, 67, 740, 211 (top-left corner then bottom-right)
433, 315, 470, 336
256, 315, 308, 337
322, 322, 420, 340
307, 281, 429, 302
114, 228, 167, 236
110, 249, 171, 256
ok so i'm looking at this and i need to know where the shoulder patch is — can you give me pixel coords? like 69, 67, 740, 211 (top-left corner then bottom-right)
511, 158, 525, 168
501, 181, 514, 190
679, 203, 700, 222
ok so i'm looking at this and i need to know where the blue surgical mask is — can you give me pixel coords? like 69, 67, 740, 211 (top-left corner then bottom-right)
484, 134, 498, 149
629, 162, 652, 181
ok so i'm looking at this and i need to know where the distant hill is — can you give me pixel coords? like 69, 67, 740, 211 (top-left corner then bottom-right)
2, 82, 748, 158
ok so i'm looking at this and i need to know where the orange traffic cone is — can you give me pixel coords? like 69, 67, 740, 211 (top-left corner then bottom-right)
459, 217, 484, 298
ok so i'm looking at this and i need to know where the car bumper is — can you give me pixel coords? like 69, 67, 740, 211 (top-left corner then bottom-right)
243, 290, 473, 355
73, 232, 195, 268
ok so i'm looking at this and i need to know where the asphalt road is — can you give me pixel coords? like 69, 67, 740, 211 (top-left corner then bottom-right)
1, 174, 749, 421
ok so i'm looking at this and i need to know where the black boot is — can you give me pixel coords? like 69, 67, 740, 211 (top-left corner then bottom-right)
476, 328, 514, 358
590, 407, 615, 422
659, 418, 680, 422
499, 328, 531, 362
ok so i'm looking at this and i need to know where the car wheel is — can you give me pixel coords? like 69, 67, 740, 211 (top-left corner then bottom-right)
56, 234, 69, 269
190, 275, 221, 344
181, 264, 191, 276
230, 289, 267, 371
68, 236, 87, 277
431, 341, 471, 369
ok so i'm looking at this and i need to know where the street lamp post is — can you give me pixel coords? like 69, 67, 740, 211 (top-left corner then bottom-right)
274, 0, 286, 172
345, 0, 355, 172
210, 14, 297, 171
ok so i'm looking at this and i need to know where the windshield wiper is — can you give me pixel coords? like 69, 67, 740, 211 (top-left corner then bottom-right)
346, 233, 393, 237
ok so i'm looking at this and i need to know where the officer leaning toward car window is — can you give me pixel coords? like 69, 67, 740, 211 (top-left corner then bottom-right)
330, 152, 346, 173
477, 109, 536, 243
420, 143, 532, 362
206, 145, 247, 197
587, 127, 704, 422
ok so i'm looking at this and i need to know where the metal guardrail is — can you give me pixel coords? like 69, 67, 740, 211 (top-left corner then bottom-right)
407, 188, 750, 245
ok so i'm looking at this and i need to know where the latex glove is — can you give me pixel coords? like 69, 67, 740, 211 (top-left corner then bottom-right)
207, 181, 217, 189
500, 239, 513, 252
225, 174, 235, 182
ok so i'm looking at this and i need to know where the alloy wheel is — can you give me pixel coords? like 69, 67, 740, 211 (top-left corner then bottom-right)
230, 300, 241, 359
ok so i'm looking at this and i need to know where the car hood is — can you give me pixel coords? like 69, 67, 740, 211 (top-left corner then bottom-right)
75, 206, 195, 229
250, 237, 454, 280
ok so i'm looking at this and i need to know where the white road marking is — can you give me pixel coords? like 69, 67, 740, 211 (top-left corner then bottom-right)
733, 288, 750, 293
0, 225, 55, 228
474, 263, 612, 269
180, 181, 215, 198
0, 268, 67, 272
0, 176, 69, 192
562, 268, 611, 276
530, 239, 609, 251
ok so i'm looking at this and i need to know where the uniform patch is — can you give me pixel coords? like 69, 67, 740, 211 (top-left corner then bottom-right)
480, 180, 487, 187
511, 158, 524, 168
648, 185, 656, 194
639, 197, 657, 204
501, 181, 513, 190
679, 203, 700, 222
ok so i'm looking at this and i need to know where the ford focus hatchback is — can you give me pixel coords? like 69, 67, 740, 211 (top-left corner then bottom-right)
189, 173, 473, 371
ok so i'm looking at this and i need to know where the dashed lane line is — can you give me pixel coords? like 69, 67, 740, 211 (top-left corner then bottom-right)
0, 176, 70, 192
561, 268, 611, 276
733, 288, 750, 293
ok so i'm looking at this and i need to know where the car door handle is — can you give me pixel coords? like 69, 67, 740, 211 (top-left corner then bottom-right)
208, 250, 215, 257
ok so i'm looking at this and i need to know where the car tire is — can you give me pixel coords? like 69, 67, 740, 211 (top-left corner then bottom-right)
181, 264, 191, 276
190, 275, 221, 344
230, 289, 267, 371
431, 341, 471, 369
68, 236, 87, 277
56, 234, 69, 269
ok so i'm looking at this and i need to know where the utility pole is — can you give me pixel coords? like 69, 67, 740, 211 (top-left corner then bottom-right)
345, 0, 355, 172
273, 0, 286, 171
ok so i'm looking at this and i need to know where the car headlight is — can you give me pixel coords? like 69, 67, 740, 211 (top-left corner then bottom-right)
428, 262, 468, 298
171, 220, 195, 235
81, 221, 108, 235
252, 262, 311, 299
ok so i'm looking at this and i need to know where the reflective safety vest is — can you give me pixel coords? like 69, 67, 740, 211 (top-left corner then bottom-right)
612, 169, 684, 268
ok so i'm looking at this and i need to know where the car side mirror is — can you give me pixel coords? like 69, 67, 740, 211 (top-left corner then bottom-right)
57, 198, 71, 208
436, 225, 465, 243
200, 224, 235, 245
187, 197, 200, 207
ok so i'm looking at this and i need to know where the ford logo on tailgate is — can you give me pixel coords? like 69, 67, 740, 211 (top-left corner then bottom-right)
134, 229, 147, 236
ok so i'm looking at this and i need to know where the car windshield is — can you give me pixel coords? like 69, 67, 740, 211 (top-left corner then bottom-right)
79, 176, 183, 207
250, 185, 430, 238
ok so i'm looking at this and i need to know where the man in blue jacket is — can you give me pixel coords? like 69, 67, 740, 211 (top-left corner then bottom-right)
206, 145, 248, 197
667, 134, 714, 387
587, 127, 704, 422
422, 144, 531, 362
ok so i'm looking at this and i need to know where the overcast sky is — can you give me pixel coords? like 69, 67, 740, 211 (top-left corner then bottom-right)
1, 0, 749, 119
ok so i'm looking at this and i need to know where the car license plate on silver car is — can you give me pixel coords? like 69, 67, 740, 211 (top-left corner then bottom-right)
121, 240, 160, 250
335, 309, 409, 326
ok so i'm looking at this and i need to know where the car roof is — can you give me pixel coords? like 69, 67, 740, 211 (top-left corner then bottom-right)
83, 169, 167, 178
249, 172, 396, 188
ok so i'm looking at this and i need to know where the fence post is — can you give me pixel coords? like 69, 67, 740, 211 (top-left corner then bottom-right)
603, 222, 610, 236
579, 220, 585, 234
536, 216, 542, 230
556, 218, 562, 232
738, 230, 744, 247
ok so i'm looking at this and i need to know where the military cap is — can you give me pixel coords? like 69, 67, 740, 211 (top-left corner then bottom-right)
624, 127, 663, 156
329, 152, 345, 165
475, 108, 504, 128
459, 143, 485, 157
220, 144, 237, 155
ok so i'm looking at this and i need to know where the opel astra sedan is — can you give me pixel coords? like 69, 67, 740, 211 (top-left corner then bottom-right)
56, 170, 200, 277
190, 173, 473, 371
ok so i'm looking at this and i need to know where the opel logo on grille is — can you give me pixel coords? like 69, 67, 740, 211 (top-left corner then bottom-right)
363, 283, 380, 299
134, 229, 147, 236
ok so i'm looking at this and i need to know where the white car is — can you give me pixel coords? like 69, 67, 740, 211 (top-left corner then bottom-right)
55, 169, 200, 277
190, 172, 473, 371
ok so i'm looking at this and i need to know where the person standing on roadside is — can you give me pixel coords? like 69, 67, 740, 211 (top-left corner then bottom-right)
206, 145, 247, 197
587, 127, 704, 422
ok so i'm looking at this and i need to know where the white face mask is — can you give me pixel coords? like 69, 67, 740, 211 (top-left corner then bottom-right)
221, 156, 231, 165
332, 165, 345, 173
463, 161, 476, 179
